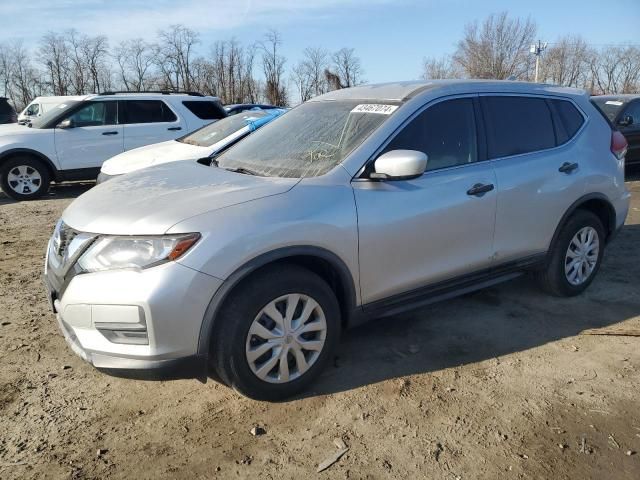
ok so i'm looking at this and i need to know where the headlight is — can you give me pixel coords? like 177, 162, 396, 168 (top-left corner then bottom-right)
77, 233, 200, 273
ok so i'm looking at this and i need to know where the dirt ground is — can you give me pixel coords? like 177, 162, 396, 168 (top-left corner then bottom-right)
1, 174, 639, 480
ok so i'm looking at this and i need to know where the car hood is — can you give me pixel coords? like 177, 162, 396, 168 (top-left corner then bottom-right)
100, 140, 212, 175
62, 161, 300, 235
0, 123, 44, 137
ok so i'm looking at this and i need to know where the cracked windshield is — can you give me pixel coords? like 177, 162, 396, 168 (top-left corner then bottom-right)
217, 101, 398, 177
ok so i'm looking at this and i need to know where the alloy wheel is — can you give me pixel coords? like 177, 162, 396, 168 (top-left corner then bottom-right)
7, 165, 42, 195
564, 226, 600, 286
245, 293, 327, 384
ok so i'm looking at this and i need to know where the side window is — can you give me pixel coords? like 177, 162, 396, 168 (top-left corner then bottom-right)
550, 99, 585, 144
482, 96, 555, 158
123, 100, 177, 124
622, 101, 640, 127
68, 101, 117, 127
183, 101, 226, 120
26, 104, 40, 116
382, 98, 477, 171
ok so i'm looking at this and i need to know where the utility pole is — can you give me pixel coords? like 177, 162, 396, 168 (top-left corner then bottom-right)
530, 40, 547, 82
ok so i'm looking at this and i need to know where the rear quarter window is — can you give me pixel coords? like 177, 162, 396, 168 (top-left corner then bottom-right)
481, 96, 556, 158
183, 101, 226, 120
550, 99, 585, 144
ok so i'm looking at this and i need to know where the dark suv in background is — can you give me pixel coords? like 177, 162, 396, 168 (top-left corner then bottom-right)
592, 94, 640, 166
0, 97, 18, 124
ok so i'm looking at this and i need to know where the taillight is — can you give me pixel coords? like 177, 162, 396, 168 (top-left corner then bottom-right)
611, 130, 628, 161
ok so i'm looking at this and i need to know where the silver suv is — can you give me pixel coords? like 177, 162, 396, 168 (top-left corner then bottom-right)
44, 81, 630, 400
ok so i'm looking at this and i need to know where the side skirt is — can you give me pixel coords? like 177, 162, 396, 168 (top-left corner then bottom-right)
351, 253, 546, 325
55, 167, 101, 182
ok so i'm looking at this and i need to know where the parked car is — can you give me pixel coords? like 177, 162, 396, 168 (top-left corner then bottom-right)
44, 80, 630, 400
0, 91, 226, 200
224, 103, 281, 116
591, 94, 640, 166
0, 97, 17, 124
97, 108, 287, 183
18, 96, 85, 125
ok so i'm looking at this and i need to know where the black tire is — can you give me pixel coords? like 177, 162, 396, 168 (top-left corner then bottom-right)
0, 156, 50, 201
211, 264, 341, 401
536, 209, 605, 297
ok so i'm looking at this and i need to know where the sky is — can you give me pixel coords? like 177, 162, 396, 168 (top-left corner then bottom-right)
1, 0, 639, 83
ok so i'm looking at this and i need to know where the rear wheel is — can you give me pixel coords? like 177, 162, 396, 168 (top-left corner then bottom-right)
537, 210, 605, 297
0, 157, 50, 201
211, 265, 341, 401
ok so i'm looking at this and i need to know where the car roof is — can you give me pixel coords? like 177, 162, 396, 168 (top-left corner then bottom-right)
84, 92, 220, 101
311, 80, 588, 102
592, 94, 639, 103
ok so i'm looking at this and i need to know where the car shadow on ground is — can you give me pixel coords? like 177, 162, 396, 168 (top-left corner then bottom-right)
299, 222, 640, 399
0, 181, 95, 206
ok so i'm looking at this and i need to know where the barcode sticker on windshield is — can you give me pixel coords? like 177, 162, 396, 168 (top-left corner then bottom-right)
351, 104, 398, 115
605, 101, 623, 106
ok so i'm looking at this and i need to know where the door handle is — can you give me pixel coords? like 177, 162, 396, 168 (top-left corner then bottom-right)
467, 183, 495, 197
102, 131, 118, 136
558, 162, 579, 174
167, 127, 182, 131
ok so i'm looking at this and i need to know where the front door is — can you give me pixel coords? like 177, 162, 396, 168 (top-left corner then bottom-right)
54, 100, 123, 170
353, 97, 497, 305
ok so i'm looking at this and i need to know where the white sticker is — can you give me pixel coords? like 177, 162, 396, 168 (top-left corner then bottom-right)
351, 104, 398, 115
605, 101, 623, 106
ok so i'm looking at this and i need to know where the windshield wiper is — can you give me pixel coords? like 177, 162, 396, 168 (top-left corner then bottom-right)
223, 166, 261, 176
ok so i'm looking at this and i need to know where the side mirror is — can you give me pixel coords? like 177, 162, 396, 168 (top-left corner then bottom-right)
57, 118, 74, 129
618, 115, 633, 127
370, 150, 428, 181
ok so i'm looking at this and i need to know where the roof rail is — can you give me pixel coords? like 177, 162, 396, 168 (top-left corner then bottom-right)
98, 90, 205, 97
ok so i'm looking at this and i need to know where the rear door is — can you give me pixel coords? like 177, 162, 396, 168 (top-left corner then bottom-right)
483, 95, 587, 262
53, 100, 124, 170
121, 99, 186, 151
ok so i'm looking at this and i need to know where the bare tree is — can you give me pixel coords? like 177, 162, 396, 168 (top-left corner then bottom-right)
453, 12, 536, 79
258, 30, 287, 105
114, 39, 156, 91
0, 41, 44, 110
422, 55, 461, 79
290, 62, 313, 103
589, 46, 640, 94
290, 47, 329, 102
155, 25, 200, 91
538, 36, 593, 88
329, 47, 363, 89
38, 32, 71, 95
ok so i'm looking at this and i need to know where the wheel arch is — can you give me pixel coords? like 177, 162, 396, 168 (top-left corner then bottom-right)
549, 193, 617, 255
0, 148, 59, 180
197, 246, 359, 357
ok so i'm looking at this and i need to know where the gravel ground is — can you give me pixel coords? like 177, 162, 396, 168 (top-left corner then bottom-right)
1, 175, 639, 480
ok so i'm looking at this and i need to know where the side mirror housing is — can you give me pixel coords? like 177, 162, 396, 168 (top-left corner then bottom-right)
618, 115, 633, 127
370, 150, 428, 181
57, 118, 73, 129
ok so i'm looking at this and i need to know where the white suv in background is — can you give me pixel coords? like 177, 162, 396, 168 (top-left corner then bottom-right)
17, 96, 86, 125
0, 91, 226, 200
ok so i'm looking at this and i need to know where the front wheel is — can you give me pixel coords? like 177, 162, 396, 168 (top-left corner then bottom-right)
537, 209, 605, 297
0, 157, 51, 201
211, 265, 341, 401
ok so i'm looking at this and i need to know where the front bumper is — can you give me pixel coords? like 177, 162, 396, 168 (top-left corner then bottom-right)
44, 255, 222, 380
